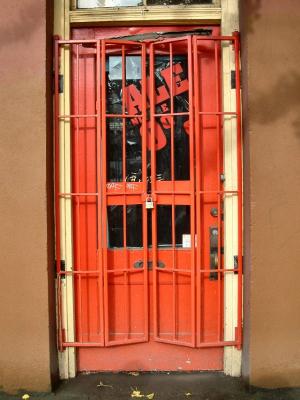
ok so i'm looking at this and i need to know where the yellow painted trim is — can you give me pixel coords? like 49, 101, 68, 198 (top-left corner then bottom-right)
221, 0, 242, 377
54, 0, 77, 381
70, 5, 221, 25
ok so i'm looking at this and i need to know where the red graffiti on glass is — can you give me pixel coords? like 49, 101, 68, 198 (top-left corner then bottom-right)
125, 63, 189, 151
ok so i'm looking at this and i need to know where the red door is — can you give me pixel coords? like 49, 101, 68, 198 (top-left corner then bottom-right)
55, 26, 242, 372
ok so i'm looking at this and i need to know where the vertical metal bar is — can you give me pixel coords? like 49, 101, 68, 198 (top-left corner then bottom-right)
187, 36, 196, 347
193, 37, 203, 346
170, 43, 175, 183
150, 43, 158, 339
54, 41, 61, 275
54, 40, 63, 350
101, 40, 110, 345
75, 43, 83, 343
141, 43, 149, 341
124, 264, 130, 340
172, 202, 176, 341
169, 43, 177, 342
215, 41, 222, 343
233, 32, 243, 349
123, 202, 130, 340
121, 45, 130, 340
96, 39, 104, 345
122, 45, 126, 184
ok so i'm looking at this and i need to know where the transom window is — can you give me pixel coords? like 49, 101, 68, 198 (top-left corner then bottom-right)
77, 0, 216, 8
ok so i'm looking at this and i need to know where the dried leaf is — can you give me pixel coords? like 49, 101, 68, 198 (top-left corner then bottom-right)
185, 393, 192, 397
146, 393, 155, 399
131, 389, 144, 398
97, 381, 113, 388
22, 395, 30, 400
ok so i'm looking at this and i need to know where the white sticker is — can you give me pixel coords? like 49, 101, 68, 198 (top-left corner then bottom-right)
109, 56, 141, 80
182, 234, 191, 248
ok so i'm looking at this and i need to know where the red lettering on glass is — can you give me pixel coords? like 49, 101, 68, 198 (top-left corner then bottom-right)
124, 62, 189, 150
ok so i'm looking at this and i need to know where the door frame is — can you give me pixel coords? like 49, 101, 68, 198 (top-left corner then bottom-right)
54, 0, 241, 379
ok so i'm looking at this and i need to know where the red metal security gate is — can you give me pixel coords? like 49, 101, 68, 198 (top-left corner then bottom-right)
54, 26, 242, 371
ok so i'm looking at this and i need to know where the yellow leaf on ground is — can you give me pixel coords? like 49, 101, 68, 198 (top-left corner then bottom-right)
128, 372, 140, 376
22, 395, 30, 400
146, 393, 155, 399
131, 389, 144, 398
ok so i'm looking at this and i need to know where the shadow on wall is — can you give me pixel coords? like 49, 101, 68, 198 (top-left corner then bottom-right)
241, 0, 300, 138
0, 0, 42, 51
243, 0, 262, 34
250, 71, 300, 138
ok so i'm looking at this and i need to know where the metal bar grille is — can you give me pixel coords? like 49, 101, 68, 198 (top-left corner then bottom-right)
54, 33, 242, 350
193, 33, 242, 348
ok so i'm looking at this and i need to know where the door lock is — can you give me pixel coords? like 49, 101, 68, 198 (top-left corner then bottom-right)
145, 196, 154, 209
209, 226, 223, 280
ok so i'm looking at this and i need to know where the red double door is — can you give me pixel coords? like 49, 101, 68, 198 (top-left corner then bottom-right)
66, 26, 231, 371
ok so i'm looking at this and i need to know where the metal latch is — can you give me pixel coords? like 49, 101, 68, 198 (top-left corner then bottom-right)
58, 74, 64, 93
55, 259, 66, 276
134, 260, 165, 270
234, 255, 243, 274
231, 70, 241, 90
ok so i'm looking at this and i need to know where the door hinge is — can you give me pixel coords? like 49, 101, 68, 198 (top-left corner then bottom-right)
56, 259, 66, 273
59, 74, 64, 93
231, 70, 242, 90
52, 73, 64, 94
234, 255, 243, 274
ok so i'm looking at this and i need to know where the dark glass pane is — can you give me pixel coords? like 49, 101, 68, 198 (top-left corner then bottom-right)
126, 119, 142, 182
174, 115, 190, 180
125, 57, 143, 181
106, 56, 142, 114
175, 205, 191, 247
107, 118, 123, 182
107, 206, 123, 248
126, 205, 143, 247
125, 56, 143, 182
154, 55, 171, 181
154, 56, 190, 181
155, 117, 171, 181
173, 56, 189, 114
106, 56, 122, 114
106, 56, 143, 182
157, 205, 172, 247
147, 0, 212, 4
147, 209, 152, 247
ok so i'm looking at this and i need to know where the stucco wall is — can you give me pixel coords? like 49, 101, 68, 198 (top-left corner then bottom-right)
241, 0, 300, 388
0, 0, 57, 394
1, 0, 300, 393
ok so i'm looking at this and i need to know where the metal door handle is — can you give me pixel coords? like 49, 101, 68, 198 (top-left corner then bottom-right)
209, 226, 223, 280
133, 260, 165, 270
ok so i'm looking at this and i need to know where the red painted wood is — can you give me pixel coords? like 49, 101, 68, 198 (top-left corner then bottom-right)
71, 25, 224, 371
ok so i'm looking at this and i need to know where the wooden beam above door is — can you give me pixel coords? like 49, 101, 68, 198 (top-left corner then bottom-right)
69, 5, 221, 25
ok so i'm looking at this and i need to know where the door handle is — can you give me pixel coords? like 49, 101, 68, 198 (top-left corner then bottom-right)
209, 226, 223, 280
133, 260, 165, 270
